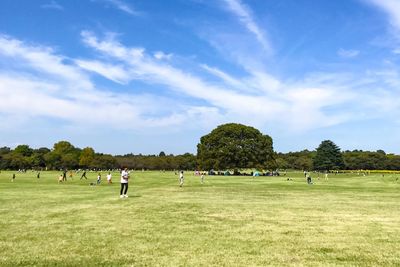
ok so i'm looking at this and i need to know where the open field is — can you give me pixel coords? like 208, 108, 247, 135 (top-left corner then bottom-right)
0, 170, 399, 266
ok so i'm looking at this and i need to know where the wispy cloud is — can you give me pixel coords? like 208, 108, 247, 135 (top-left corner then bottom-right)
78, 31, 358, 131
3, 29, 397, 142
153, 51, 173, 60
41, 0, 63, 10
366, 0, 400, 31
337, 48, 360, 58
221, 0, 271, 53
393, 48, 400, 54
0, 35, 210, 130
101, 0, 139, 15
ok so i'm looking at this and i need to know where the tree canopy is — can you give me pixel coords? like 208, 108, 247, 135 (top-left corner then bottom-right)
197, 123, 274, 170
313, 140, 345, 171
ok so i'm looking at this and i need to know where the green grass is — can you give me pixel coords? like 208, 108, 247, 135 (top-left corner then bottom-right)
0, 170, 399, 266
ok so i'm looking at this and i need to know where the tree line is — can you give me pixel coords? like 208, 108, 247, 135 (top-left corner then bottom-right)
275, 148, 400, 171
1, 124, 400, 171
0, 141, 196, 171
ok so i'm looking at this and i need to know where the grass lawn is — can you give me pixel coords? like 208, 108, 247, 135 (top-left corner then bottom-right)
0, 170, 399, 266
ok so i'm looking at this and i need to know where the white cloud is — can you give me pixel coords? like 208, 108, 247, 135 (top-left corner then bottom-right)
366, 0, 400, 32
4, 31, 396, 140
0, 34, 92, 90
75, 59, 130, 84
393, 48, 400, 54
102, 0, 139, 15
41, 0, 63, 10
154, 51, 173, 60
337, 48, 360, 58
221, 0, 271, 53
79, 31, 358, 131
0, 35, 217, 131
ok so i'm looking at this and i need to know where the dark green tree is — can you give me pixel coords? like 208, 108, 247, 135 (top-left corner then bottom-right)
197, 123, 274, 170
313, 140, 344, 171
45, 141, 80, 169
79, 147, 95, 168
14, 145, 33, 157
31, 147, 50, 168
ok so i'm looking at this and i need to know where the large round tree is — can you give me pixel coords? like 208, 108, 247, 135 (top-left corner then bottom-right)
197, 123, 274, 170
313, 140, 344, 171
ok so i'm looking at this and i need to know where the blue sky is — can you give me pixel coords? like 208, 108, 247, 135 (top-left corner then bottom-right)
1, 0, 400, 155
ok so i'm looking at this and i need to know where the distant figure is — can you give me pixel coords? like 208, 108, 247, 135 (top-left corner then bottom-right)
97, 173, 101, 184
58, 174, 63, 183
325, 172, 328, 181
304, 170, 307, 178
37, 172, 40, 179
107, 172, 112, 184
80, 171, 87, 180
179, 171, 184, 187
120, 168, 129, 198
307, 175, 313, 185
200, 173, 204, 184
62, 170, 67, 182
12, 173, 16, 182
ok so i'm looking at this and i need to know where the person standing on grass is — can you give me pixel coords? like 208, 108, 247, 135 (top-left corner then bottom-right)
80, 170, 87, 180
107, 172, 112, 184
37, 172, 40, 179
62, 170, 67, 182
200, 173, 204, 184
120, 168, 129, 198
97, 173, 101, 184
307, 175, 313, 185
11, 173, 15, 182
179, 171, 184, 187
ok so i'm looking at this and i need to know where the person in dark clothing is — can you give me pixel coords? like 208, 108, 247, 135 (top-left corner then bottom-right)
80, 171, 87, 180
307, 175, 313, 185
62, 170, 67, 182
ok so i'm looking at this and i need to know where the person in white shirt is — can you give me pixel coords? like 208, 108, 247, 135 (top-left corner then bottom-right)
179, 171, 184, 187
120, 168, 130, 198
107, 172, 112, 184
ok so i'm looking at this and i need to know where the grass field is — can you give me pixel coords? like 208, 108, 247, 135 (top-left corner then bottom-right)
0, 170, 399, 266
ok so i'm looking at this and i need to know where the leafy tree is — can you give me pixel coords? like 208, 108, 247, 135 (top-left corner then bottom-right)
53, 141, 75, 155
275, 157, 289, 169
46, 141, 80, 169
44, 152, 62, 169
31, 147, 50, 168
159, 151, 166, 157
0, 147, 11, 169
0, 147, 11, 155
91, 154, 117, 169
14, 145, 33, 157
197, 123, 274, 170
79, 147, 95, 168
385, 154, 400, 170
313, 140, 344, 171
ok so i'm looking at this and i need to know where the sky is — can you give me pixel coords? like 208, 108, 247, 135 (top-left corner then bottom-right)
0, 0, 400, 155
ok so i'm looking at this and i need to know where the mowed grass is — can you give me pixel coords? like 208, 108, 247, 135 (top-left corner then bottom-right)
0, 170, 399, 266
